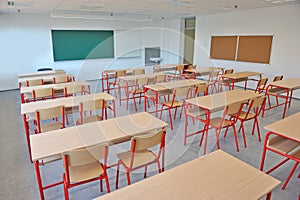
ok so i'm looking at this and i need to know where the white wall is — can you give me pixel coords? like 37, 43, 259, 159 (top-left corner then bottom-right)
194, 4, 300, 97
0, 14, 164, 90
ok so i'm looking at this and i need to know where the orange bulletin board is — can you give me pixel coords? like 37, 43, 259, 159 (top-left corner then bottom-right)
210, 35, 273, 64
237, 35, 273, 64
210, 36, 237, 61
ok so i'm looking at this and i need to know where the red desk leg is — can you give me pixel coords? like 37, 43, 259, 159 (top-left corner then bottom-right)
23, 114, 32, 162
266, 192, 272, 200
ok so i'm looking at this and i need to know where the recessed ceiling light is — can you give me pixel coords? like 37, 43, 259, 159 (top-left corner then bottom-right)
272, 0, 283, 3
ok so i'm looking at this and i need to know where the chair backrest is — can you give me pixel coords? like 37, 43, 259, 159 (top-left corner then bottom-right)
194, 83, 208, 97
64, 84, 83, 96
36, 105, 65, 120
26, 79, 44, 86
116, 70, 126, 78
154, 74, 166, 83
242, 96, 266, 119
215, 102, 244, 128
174, 65, 184, 75
63, 143, 108, 167
131, 130, 165, 152
136, 77, 149, 86
53, 75, 70, 83
32, 88, 54, 100
80, 98, 105, 112
255, 78, 268, 93
153, 65, 162, 73
273, 75, 283, 82
133, 68, 145, 75
208, 71, 219, 82
224, 69, 234, 74
175, 87, 191, 100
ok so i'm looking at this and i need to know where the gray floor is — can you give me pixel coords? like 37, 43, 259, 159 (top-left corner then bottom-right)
0, 80, 299, 200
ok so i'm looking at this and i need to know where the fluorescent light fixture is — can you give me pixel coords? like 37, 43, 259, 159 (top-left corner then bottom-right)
50, 11, 153, 22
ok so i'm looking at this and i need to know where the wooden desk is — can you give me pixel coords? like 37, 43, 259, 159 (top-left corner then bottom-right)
18, 73, 74, 87
95, 150, 280, 200
264, 78, 300, 119
144, 79, 206, 116
21, 93, 116, 162
152, 64, 186, 73
119, 72, 165, 108
260, 112, 300, 189
17, 69, 65, 78
184, 67, 223, 77
221, 71, 262, 90
184, 90, 262, 153
31, 112, 168, 200
19, 81, 90, 103
101, 68, 144, 93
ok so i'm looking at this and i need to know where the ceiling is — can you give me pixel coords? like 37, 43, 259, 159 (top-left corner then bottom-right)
1, 0, 299, 20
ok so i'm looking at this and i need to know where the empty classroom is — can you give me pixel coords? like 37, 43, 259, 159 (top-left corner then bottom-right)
0, 1, 299, 200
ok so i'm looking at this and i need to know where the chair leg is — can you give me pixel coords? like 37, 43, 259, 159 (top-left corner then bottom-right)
115, 162, 120, 189
156, 159, 161, 173
282, 162, 299, 190
63, 174, 69, 200
104, 174, 111, 193
126, 171, 131, 185
174, 107, 177, 119
100, 179, 103, 192
255, 118, 261, 142
241, 122, 247, 148
184, 116, 188, 145
144, 165, 147, 178
232, 125, 239, 152
203, 128, 209, 155
160, 105, 164, 119
215, 128, 221, 149
168, 108, 173, 130
223, 126, 229, 137
133, 94, 138, 111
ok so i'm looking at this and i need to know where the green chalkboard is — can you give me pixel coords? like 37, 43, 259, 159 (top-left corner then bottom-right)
51, 30, 114, 61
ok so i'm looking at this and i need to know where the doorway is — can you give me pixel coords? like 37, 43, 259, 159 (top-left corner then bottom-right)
183, 17, 195, 64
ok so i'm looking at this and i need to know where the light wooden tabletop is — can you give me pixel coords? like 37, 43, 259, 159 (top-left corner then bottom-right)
18, 73, 74, 83
95, 149, 280, 200
21, 92, 115, 115
30, 112, 168, 161
19, 81, 90, 94
265, 112, 300, 141
119, 72, 164, 82
222, 71, 262, 79
185, 67, 223, 73
185, 89, 261, 111
267, 78, 300, 90
145, 79, 206, 92
17, 70, 65, 78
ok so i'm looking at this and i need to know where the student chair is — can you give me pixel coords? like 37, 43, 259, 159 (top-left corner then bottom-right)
207, 71, 220, 94
255, 78, 268, 94
160, 87, 191, 130
167, 64, 184, 81
35, 105, 65, 134
127, 77, 149, 111
32, 88, 54, 102
107, 70, 126, 97
115, 129, 166, 189
228, 96, 266, 147
76, 98, 106, 125
62, 143, 110, 200
132, 68, 145, 75
26, 79, 44, 87
218, 69, 234, 92
200, 102, 244, 154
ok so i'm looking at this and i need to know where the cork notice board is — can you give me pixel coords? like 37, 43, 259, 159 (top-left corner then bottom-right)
237, 36, 273, 64
210, 36, 237, 61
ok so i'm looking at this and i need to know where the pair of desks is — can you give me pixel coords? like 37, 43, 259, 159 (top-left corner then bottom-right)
30, 112, 168, 200
21, 92, 116, 162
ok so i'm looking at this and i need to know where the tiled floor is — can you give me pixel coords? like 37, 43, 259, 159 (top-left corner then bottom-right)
0, 80, 299, 200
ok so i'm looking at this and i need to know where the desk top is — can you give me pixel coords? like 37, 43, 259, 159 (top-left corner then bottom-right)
21, 92, 115, 115
20, 81, 90, 94
30, 112, 168, 161
265, 112, 300, 141
222, 71, 262, 80
267, 78, 300, 90
17, 70, 65, 78
18, 73, 74, 83
185, 90, 261, 111
95, 150, 280, 200
119, 73, 164, 82
145, 79, 206, 92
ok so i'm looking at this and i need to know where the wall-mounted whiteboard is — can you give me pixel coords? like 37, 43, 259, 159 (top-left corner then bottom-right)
115, 30, 141, 58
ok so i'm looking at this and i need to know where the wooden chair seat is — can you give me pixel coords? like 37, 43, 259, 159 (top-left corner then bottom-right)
267, 136, 299, 154
117, 149, 156, 168
76, 115, 102, 124
186, 107, 206, 118
69, 161, 104, 183
40, 122, 63, 133
209, 117, 234, 127
162, 100, 182, 107
231, 111, 255, 120
289, 148, 300, 159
